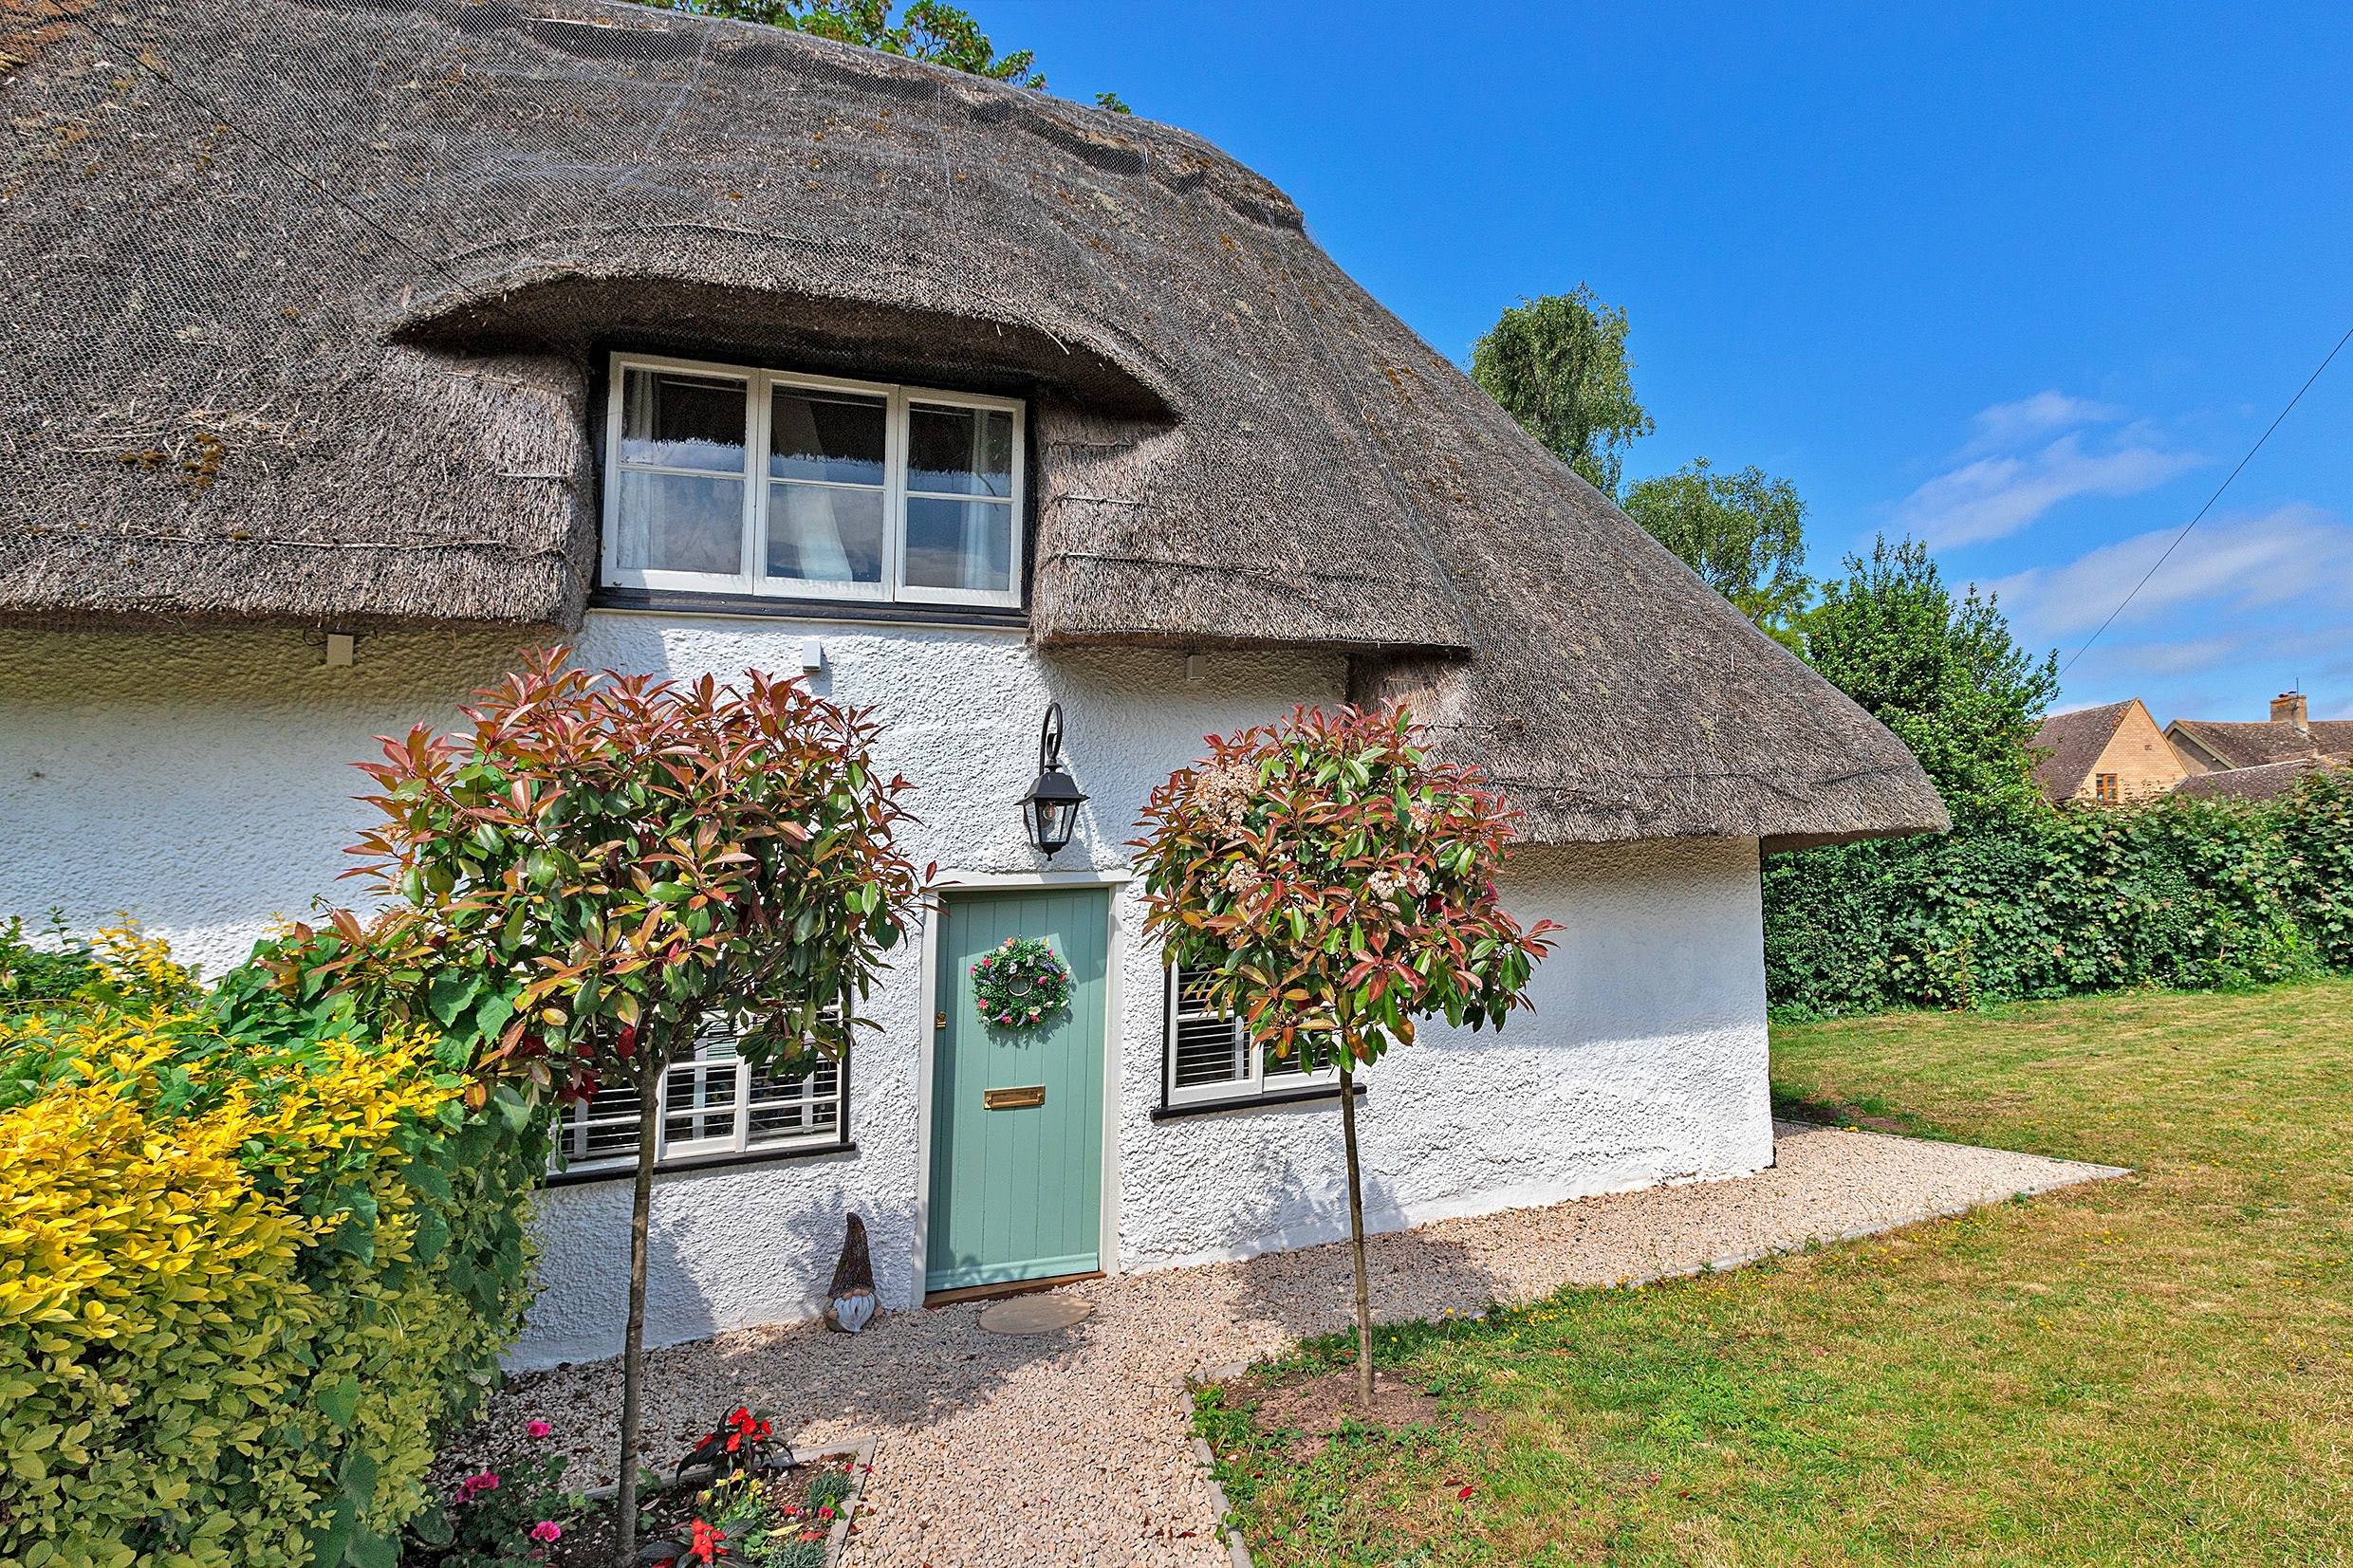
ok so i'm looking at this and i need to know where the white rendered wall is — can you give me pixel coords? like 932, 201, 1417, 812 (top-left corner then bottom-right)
0, 619, 1769, 1370
1115, 838, 1772, 1274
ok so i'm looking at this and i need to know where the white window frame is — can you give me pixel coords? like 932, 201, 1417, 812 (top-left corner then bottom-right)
1162, 964, 1342, 1109
600, 351, 1026, 610
553, 1032, 846, 1175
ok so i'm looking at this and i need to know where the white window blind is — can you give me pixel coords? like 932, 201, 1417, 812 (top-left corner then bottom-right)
601, 353, 1024, 610
1164, 965, 1338, 1108
555, 1030, 844, 1174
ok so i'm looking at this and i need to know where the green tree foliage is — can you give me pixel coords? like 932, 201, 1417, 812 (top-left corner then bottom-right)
1622, 457, 1813, 649
1803, 535, 2057, 828
1131, 706, 1557, 1404
0, 929, 547, 1568
346, 649, 923, 1566
1469, 287, 1655, 494
1763, 777, 2352, 1018
645, 0, 1044, 86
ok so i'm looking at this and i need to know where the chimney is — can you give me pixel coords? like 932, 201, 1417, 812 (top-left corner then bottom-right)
2270, 691, 2309, 731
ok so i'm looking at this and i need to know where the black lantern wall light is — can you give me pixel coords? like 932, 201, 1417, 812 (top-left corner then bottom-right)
1019, 702, 1088, 858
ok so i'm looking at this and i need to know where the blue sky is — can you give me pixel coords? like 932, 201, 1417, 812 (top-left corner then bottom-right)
992, 3, 2353, 722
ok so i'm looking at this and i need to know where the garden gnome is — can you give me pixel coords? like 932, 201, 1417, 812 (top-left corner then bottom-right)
824, 1212, 878, 1333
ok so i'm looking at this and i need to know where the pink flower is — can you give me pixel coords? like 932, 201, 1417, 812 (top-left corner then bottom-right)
818, 1505, 835, 1522
529, 1522, 563, 1543
460, 1471, 500, 1500
526, 1420, 553, 1439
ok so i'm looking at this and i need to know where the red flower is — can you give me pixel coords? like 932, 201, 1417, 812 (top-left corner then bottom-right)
687, 1520, 727, 1563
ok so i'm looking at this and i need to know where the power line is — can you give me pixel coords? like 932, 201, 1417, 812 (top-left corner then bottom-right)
2062, 319, 2353, 674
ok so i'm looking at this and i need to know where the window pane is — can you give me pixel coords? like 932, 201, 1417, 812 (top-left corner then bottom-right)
574, 1081, 645, 1165
747, 1057, 842, 1143
617, 471, 745, 576
1172, 967, 1249, 1088
1174, 1015, 1248, 1087
663, 1054, 741, 1149
768, 482, 884, 584
904, 497, 1011, 593
770, 388, 885, 485
622, 369, 746, 472
907, 404, 1013, 497
1263, 1035, 1334, 1080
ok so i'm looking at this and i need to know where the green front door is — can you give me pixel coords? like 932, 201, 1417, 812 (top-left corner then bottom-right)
925, 885, 1110, 1295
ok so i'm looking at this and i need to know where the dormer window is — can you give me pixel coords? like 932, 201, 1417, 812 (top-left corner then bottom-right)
601, 353, 1024, 609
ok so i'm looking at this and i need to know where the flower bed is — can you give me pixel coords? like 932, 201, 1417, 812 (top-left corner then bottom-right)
417, 1414, 875, 1568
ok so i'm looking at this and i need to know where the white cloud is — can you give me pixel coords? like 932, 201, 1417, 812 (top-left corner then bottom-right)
1989, 503, 2353, 641
1960, 390, 2122, 456
1892, 390, 2199, 547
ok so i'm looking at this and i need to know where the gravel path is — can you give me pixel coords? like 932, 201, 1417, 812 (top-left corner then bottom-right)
485, 1123, 2123, 1567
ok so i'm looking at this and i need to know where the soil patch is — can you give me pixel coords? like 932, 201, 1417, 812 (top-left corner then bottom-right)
1228, 1369, 1459, 1454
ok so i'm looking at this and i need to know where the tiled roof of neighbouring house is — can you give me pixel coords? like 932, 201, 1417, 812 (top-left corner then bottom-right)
0, 0, 1947, 851
2173, 757, 2345, 802
2167, 719, 2353, 771
2030, 700, 2137, 801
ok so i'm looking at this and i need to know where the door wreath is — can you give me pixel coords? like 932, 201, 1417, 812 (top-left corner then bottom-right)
971, 936, 1072, 1030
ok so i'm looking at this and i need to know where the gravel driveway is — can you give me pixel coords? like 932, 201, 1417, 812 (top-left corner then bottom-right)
484, 1123, 2123, 1567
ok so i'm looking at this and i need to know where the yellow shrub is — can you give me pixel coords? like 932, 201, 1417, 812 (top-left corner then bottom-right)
0, 988, 540, 1568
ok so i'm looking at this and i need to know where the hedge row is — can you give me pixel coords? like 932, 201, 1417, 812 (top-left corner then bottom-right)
0, 929, 547, 1568
1763, 769, 2353, 1017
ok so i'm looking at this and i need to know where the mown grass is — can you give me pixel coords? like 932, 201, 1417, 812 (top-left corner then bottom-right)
1195, 978, 2353, 1565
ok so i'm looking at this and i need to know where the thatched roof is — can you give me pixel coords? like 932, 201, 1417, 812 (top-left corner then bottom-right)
0, 0, 1945, 849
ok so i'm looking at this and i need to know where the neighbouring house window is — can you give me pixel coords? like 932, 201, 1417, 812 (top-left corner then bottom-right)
554, 1029, 845, 1175
2095, 773, 2120, 802
1163, 964, 1339, 1108
602, 353, 1024, 609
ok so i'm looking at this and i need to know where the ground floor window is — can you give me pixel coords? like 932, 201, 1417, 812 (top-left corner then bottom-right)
554, 1031, 844, 1174
1163, 964, 1339, 1108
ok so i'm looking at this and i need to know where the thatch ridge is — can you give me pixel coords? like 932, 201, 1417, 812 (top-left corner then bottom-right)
0, 0, 1945, 847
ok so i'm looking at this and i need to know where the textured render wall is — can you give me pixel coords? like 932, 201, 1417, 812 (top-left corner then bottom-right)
521, 612, 1348, 1365
0, 619, 1769, 1367
1115, 837, 1772, 1272
0, 625, 542, 974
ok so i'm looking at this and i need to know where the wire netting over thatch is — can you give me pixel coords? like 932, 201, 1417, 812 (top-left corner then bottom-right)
0, 0, 1946, 847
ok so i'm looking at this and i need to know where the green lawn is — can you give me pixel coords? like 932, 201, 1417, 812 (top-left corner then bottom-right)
1195, 979, 2353, 1565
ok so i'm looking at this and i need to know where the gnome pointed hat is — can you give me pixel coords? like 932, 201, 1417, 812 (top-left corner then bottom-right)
826, 1212, 876, 1299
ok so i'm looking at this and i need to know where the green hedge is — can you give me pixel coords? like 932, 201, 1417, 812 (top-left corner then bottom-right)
1764, 770, 2353, 1017
0, 927, 546, 1568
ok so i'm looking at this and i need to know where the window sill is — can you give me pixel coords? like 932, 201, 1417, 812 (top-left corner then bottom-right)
1150, 1082, 1363, 1121
590, 586, 1028, 631
544, 1138, 857, 1188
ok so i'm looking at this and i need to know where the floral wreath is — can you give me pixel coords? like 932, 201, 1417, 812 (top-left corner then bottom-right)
971, 936, 1072, 1030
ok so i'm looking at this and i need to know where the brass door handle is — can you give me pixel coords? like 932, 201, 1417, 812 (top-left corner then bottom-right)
983, 1085, 1047, 1111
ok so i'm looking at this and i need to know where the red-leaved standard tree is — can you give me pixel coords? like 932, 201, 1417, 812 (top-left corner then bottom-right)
1132, 706, 1557, 1405
348, 649, 924, 1564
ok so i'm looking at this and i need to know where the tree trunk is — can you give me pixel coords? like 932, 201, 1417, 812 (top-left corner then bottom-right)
615, 1064, 661, 1566
1337, 1062, 1374, 1407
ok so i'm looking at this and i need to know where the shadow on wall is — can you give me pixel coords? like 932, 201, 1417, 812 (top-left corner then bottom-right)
516, 1159, 898, 1368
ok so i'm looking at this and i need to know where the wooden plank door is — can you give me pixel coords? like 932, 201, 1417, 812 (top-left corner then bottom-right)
925, 886, 1110, 1295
